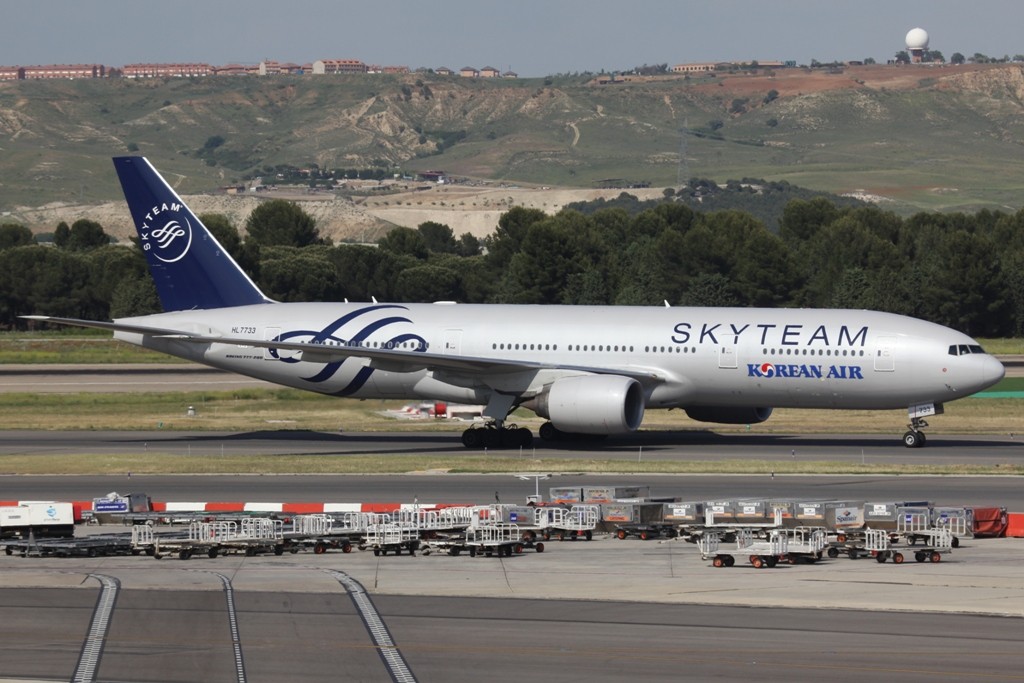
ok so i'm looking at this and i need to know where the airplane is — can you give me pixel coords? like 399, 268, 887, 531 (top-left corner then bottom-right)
24, 157, 1005, 449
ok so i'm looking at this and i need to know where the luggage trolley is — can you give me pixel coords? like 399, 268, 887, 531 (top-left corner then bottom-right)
896, 510, 954, 563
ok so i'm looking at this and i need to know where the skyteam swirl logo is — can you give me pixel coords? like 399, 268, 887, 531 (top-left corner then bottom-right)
138, 202, 193, 264
268, 304, 427, 396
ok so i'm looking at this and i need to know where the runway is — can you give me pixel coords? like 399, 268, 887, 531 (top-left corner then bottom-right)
3, 427, 1024, 466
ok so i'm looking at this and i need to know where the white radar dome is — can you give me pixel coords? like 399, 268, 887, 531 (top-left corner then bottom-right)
906, 28, 929, 50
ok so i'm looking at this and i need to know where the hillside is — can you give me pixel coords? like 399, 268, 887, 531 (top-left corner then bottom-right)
3, 63, 1024, 240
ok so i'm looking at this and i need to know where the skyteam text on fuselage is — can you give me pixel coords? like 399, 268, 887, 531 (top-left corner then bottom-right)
24, 157, 1006, 449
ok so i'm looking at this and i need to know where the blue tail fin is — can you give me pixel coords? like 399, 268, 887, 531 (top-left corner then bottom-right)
113, 156, 270, 312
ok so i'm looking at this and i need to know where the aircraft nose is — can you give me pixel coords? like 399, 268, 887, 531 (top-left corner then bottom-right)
982, 355, 1006, 389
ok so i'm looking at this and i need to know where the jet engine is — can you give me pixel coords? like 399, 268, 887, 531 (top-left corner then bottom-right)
684, 406, 773, 424
525, 375, 645, 435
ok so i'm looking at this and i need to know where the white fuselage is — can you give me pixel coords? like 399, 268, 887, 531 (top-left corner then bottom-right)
116, 302, 1005, 416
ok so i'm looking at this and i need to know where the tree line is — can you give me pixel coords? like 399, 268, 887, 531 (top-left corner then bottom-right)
2, 192, 1022, 338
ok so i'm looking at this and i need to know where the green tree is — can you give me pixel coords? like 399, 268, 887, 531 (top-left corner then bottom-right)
393, 265, 463, 302
378, 227, 429, 259
0, 223, 33, 250
109, 276, 160, 318
485, 206, 547, 269
66, 219, 109, 251
244, 200, 322, 247
256, 248, 342, 302
499, 220, 581, 303
199, 213, 242, 256
53, 222, 70, 248
416, 221, 457, 253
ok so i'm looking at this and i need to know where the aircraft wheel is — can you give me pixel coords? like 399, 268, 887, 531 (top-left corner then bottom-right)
461, 429, 481, 448
539, 422, 560, 441
903, 430, 922, 448
516, 427, 533, 448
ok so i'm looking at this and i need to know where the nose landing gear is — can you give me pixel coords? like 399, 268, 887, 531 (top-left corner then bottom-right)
903, 417, 929, 448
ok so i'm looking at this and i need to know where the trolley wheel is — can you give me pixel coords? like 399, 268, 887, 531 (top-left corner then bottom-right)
584, 530, 593, 541
930, 551, 942, 563
712, 556, 724, 568
558, 532, 566, 542
827, 547, 839, 558
469, 546, 477, 557
951, 536, 960, 548
616, 529, 627, 540
893, 552, 904, 564
208, 547, 219, 559
908, 537, 917, 546
514, 543, 524, 554
875, 553, 887, 563
542, 531, 551, 541
448, 547, 460, 556
534, 542, 545, 553
274, 545, 285, 556
314, 542, 327, 555
915, 552, 926, 562
341, 542, 353, 554
372, 548, 381, 557
639, 531, 649, 541
848, 549, 860, 560
153, 552, 163, 560
724, 555, 735, 567
751, 556, 764, 569
836, 534, 847, 543
765, 556, 778, 568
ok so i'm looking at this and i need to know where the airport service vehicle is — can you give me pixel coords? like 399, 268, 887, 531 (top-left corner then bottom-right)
0, 502, 75, 539
25, 157, 1005, 448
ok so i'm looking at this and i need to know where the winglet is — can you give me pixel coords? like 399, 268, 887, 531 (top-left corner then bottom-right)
113, 156, 271, 311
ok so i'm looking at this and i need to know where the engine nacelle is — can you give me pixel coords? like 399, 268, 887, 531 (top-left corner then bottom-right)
526, 375, 645, 435
684, 406, 774, 425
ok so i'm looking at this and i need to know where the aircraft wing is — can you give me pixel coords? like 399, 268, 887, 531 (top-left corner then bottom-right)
22, 316, 666, 384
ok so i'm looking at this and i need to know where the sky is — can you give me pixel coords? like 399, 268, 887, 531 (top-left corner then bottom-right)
4, 1, 1024, 77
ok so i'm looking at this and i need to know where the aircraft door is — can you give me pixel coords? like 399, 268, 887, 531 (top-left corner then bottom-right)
443, 329, 463, 355
874, 336, 896, 372
718, 345, 737, 369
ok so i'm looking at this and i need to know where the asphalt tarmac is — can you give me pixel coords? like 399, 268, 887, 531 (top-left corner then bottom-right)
4, 428, 1024, 466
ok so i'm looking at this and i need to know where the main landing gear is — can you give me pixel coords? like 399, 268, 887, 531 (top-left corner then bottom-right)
461, 423, 533, 449
903, 417, 929, 449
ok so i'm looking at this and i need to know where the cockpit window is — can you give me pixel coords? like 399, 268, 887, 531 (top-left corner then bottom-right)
949, 344, 987, 356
